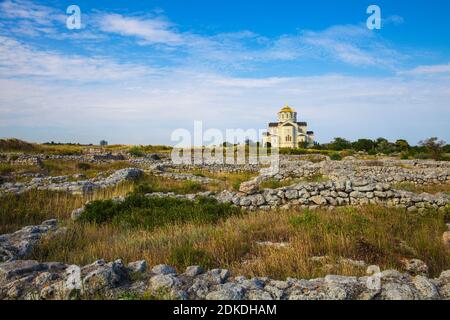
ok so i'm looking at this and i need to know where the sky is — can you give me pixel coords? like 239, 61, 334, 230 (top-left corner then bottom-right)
0, 0, 449, 145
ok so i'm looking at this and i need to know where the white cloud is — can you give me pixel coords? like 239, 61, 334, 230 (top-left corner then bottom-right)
0, 2, 447, 145
0, 1, 405, 70
0, 0, 60, 25
400, 63, 450, 75
0, 0, 65, 36
97, 14, 184, 46
1, 70, 449, 145
95, 14, 404, 69
0, 35, 156, 81
299, 25, 404, 67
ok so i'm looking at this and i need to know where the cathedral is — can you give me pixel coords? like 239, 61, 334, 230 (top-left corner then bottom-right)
262, 105, 315, 148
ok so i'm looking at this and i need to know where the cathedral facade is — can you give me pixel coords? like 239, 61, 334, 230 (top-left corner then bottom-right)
262, 105, 314, 148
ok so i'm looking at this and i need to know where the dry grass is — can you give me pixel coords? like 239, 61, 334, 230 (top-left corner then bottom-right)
180, 170, 258, 191
0, 138, 40, 152
31, 205, 450, 279
40, 160, 131, 178
0, 159, 132, 179
393, 182, 450, 195
0, 182, 135, 234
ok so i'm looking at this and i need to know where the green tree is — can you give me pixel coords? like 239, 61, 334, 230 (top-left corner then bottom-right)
395, 139, 410, 151
328, 137, 351, 151
419, 137, 446, 160
352, 139, 375, 152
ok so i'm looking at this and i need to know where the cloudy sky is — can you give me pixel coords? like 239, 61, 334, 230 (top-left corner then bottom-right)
0, 0, 449, 145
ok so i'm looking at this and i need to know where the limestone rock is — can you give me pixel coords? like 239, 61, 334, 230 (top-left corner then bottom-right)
151, 264, 176, 275
127, 260, 147, 274
184, 265, 204, 277
401, 259, 429, 276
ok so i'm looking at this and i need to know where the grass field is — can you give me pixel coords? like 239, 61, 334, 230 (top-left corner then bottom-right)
30, 204, 450, 279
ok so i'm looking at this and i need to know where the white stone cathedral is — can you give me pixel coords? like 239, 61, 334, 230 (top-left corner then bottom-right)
262, 105, 315, 148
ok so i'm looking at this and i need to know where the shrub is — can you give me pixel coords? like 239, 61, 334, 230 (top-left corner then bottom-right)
76, 162, 91, 171
289, 209, 319, 227
400, 152, 410, 160
330, 152, 342, 161
0, 163, 13, 175
78, 194, 240, 230
128, 147, 146, 157
419, 137, 446, 160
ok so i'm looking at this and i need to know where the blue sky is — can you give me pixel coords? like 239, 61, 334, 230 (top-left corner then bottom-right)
0, 0, 449, 145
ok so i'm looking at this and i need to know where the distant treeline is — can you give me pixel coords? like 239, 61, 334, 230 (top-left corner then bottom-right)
284, 137, 449, 161
1, 137, 449, 161
43, 141, 94, 146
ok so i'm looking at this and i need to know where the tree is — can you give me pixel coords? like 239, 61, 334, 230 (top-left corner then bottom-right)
395, 139, 410, 151
328, 137, 351, 151
352, 139, 375, 152
375, 139, 396, 154
419, 137, 446, 160
100, 140, 108, 147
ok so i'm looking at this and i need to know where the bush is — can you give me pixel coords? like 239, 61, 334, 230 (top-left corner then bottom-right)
330, 152, 342, 161
400, 152, 410, 160
78, 194, 240, 229
289, 210, 319, 228
76, 162, 91, 171
0, 163, 13, 175
133, 177, 205, 195
128, 147, 146, 157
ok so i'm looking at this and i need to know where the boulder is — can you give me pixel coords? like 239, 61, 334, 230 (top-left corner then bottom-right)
401, 259, 429, 276
152, 264, 176, 275
127, 260, 147, 274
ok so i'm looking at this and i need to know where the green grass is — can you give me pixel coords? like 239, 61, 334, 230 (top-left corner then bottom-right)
0, 163, 14, 175
78, 193, 241, 230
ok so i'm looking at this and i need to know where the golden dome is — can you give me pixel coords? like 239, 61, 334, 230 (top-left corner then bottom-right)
280, 105, 295, 113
